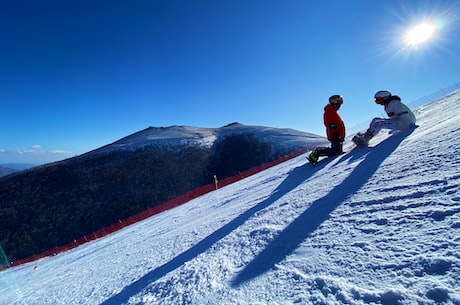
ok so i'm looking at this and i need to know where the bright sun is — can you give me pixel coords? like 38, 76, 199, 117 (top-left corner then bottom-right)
404, 22, 436, 46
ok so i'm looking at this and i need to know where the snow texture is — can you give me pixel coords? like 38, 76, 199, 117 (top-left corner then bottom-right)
89, 122, 324, 156
1, 91, 460, 305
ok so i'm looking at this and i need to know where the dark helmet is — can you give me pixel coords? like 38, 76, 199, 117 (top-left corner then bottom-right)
329, 94, 343, 107
374, 90, 392, 105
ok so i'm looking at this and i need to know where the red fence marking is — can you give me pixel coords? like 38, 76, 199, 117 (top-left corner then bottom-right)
10, 147, 311, 267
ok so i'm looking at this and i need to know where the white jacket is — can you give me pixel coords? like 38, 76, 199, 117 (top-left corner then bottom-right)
385, 98, 416, 129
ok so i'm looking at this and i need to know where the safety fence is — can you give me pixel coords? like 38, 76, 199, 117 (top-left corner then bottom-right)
9, 147, 311, 268
409, 82, 460, 109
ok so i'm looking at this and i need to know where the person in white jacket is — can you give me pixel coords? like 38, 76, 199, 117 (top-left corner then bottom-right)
352, 90, 416, 146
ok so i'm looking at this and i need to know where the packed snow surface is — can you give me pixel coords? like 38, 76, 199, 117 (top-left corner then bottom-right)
1, 91, 460, 304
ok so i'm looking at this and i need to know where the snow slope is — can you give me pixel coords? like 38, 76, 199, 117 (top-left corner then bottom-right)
1, 91, 460, 305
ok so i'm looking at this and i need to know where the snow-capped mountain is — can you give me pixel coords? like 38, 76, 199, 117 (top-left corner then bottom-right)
0, 122, 325, 264
1, 90, 459, 304
89, 122, 325, 156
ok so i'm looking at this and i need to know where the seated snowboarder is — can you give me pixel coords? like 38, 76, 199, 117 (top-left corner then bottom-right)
352, 90, 417, 147
308, 94, 346, 165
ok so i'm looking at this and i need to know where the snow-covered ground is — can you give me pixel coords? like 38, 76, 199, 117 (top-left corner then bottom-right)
1, 91, 460, 305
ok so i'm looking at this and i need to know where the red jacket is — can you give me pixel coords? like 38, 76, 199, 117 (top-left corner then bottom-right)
323, 104, 345, 140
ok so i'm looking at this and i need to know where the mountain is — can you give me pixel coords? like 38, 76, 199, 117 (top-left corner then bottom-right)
88, 122, 321, 155
0, 123, 325, 262
0, 166, 17, 178
1, 90, 459, 304
0, 163, 37, 177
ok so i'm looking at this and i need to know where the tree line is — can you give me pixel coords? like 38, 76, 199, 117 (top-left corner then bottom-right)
0, 133, 280, 262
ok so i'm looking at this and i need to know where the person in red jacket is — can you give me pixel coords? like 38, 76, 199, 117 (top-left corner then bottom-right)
307, 94, 346, 165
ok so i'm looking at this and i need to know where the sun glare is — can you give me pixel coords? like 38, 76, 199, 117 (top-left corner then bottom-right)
404, 22, 436, 46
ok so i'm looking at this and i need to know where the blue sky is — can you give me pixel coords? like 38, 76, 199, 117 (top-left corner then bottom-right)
1, 0, 459, 164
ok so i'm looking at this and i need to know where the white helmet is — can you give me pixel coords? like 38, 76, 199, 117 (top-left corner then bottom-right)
374, 90, 391, 104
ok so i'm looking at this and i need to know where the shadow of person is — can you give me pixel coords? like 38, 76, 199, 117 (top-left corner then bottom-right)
100, 156, 319, 304
231, 129, 414, 287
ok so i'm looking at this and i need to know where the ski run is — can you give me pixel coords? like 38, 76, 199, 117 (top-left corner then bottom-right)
1, 90, 460, 305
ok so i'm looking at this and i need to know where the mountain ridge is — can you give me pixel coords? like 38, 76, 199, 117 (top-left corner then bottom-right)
0, 123, 324, 262
85, 122, 324, 156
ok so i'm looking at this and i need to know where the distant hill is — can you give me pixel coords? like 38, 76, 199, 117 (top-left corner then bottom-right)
0, 166, 18, 178
0, 163, 36, 177
0, 123, 325, 261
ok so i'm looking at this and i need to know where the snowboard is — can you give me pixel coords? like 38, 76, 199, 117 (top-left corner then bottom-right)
306, 149, 345, 166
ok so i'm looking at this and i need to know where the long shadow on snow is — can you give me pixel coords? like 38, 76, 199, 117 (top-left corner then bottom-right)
231, 129, 413, 287
100, 154, 333, 304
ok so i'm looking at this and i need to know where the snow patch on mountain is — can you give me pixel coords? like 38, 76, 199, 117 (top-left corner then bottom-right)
90, 122, 325, 155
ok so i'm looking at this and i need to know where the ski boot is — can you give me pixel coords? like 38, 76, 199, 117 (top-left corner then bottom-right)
352, 130, 373, 147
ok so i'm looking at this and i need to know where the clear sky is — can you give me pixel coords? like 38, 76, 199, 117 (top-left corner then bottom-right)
1, 0, 459, 164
